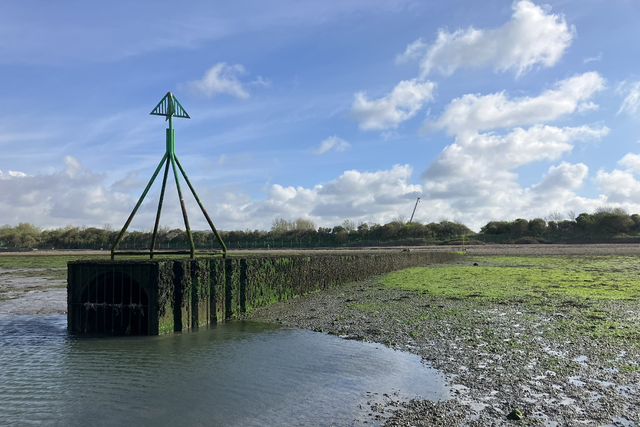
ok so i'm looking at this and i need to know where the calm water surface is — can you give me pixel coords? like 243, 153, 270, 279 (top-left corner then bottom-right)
0, 315, 449, 426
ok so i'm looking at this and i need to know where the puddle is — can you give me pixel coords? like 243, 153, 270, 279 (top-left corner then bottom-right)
0, 315, 450, 426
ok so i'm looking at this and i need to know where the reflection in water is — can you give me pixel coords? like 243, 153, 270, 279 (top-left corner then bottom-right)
0, 315, 449, 427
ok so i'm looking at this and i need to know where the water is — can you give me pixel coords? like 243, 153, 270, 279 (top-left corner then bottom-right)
0, 315, 449, 427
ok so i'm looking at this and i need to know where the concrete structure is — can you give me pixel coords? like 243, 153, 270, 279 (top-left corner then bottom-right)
68, 251, 460, 335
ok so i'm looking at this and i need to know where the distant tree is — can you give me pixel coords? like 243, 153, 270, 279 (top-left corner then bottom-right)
597, 213, 633, 234
557, 220, 576, 231
380, 222, 402, 239
528, 218, 547, 236
481, 221, 510, 235
333, 230, 348, 243
434, 220, 473, 238
271, 218, 294, 233
576, 213, 596, 231
391, 215, 407, 225
546, 211, 564, 222
342, 220, 356, 233
567, 210, 577, 222
317, 227, 332, 235
356, 222, 369, 236
595, 205, 628, 215
294, 218, 316, 231
332, 225, 346, 234
510, 219, 529, 236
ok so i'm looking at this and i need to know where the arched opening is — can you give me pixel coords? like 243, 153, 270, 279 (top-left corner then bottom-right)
80, 272, 149, 335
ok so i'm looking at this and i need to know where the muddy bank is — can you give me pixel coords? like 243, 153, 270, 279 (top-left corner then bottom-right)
0, 268, 67, 314
2, 245, 640, 424
242, 256, 640, 426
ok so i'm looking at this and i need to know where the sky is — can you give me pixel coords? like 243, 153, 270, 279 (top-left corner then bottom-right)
0, 0, 639, 232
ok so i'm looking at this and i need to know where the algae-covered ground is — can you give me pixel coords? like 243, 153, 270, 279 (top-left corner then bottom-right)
244, 251, 640, 426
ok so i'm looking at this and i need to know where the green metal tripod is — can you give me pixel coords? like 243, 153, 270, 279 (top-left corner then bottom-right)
110, 92, 227, 260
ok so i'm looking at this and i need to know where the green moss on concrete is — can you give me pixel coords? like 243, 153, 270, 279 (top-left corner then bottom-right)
68, 251, 461, 334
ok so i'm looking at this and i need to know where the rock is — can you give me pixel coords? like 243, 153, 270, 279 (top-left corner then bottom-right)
507, 408, 523, 420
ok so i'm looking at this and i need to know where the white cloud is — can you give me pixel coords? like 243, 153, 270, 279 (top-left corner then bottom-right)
0, 156, 223, 230
400, 0, 574, 78
351, 79, 436, 130
313, 136, 351, 154
268, 184, 298, 202
594, 152, 640, 204
250, 76, 272, 87
595, 169, 640, 202
617, 80, 640, 116
577, 101, 599, 114
427, 72, 605, 135
0, 170, 27, 179
6, 151, 640, 234
0, 157, 128, 228
187, 62, 250, 99
110, 172, 144, 192
619, 153, 640, 174
588, 151, 640, 211
62, 156, 83, 179
417, 123, 608, 227
530, 161, 588, 195
250, 165, 422, 225
583, 52, 603, 64
422, 124, 607, 193
396, 38, 428, 64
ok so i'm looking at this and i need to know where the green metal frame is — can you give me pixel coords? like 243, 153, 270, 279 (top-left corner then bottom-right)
111, 92, 227, 260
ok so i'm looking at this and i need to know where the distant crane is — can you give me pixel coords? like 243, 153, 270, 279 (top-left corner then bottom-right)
409, 197, 420, 223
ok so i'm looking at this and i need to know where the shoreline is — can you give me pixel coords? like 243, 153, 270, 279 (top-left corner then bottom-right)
241, 251, 640, 426
2, 245, 640, 424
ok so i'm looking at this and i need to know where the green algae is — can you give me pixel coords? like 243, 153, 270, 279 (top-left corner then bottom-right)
0, 255, 108, 270
379, 255, 640, 303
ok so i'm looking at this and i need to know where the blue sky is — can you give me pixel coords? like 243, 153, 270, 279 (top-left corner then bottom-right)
1, 0, 639, 231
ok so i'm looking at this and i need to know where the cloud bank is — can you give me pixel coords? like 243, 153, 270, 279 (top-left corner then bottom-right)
398, 0, 574, 78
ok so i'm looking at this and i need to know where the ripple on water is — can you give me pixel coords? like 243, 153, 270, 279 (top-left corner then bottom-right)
0, 315, 450, 427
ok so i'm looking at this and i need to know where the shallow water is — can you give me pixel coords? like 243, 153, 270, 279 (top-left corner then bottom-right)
0, 315, 449, 426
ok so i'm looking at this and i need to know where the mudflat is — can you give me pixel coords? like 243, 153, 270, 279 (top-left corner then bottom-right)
243, 245, 640, 426
2, 245, 640, 424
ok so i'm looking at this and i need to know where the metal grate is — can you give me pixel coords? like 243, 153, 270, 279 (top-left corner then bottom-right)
72, 265, 149, 335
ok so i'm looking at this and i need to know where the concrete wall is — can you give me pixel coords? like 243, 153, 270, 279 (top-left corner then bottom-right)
68, 251, 460, 335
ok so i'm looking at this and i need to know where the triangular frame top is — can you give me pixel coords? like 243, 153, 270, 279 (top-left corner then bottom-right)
111, 92, 226, 260
150, 92, 190, 120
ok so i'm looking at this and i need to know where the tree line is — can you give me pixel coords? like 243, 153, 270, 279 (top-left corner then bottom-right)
0, 218, 472, 249
2, 206, 639, 249
480, 207, 640, 242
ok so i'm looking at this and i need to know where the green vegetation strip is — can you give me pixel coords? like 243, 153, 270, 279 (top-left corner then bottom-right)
0, 255, 109, 269
379, 255, 640, 302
